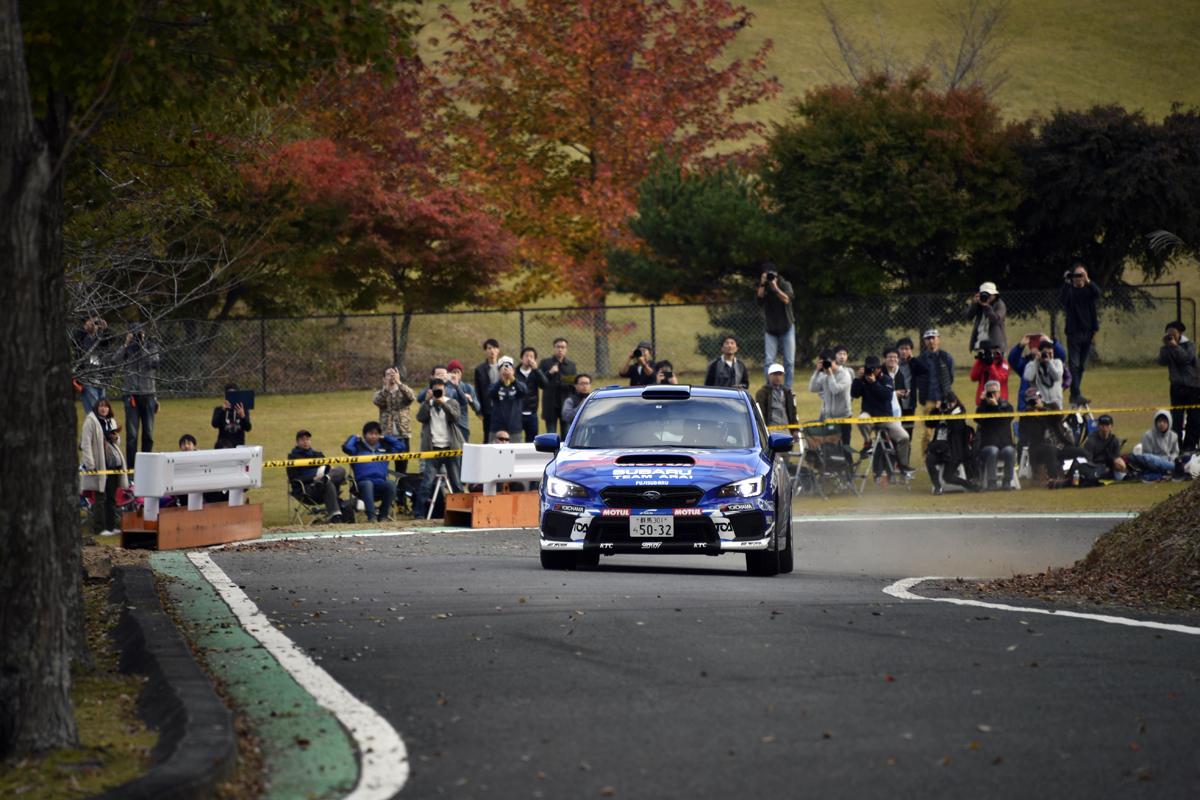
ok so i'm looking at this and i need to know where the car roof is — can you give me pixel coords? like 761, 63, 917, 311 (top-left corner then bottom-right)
590, 384, 750, 401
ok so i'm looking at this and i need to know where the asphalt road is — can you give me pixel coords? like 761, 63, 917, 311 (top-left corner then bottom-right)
215, 519, 1200, 799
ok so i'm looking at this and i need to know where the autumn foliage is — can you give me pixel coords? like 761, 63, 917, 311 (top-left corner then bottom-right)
251, 57, 512, 312
439, 0, 780, 306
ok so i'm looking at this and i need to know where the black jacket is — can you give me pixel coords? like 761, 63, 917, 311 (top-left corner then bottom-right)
909, 350, 955, 404
474, 360, 499, 416
704, 357, 749, 389
211, 406, 251, 447
287, 446, 324, 483
974, 400, 1015, 450
488, 379, 528, 437
1059, 281, 1102, 336
1083, 431, 1122, 469
538, 356, 578, 423
926, 413, 973, 467
516, 366, 549, 413
850, 372, 895, 418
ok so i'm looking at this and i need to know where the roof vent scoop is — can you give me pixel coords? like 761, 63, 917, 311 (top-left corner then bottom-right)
641, 385, 691, 400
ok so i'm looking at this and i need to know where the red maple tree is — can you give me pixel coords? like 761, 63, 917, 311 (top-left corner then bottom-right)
439, 0, 779, 370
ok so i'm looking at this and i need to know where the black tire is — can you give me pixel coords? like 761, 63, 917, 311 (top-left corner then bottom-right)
577, 549, 600, 567
540, 549, 578, 570
778, 513, 794, 574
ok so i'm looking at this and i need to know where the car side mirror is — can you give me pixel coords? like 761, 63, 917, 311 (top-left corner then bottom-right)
768, 432, 793, 454
534, 433, 561, 453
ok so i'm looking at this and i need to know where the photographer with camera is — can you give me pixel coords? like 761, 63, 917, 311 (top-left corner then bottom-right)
756, 263, 796, 388
487, 356, 528, 441
1059, 262, 1102, 405
619, 340, 656, 387
1023, 339, 1064, 408
809, 347, 853, 445
965, 281, 1007, 354
975, 380, 1016, 490
852, 354, 913, 476
73, 315, 111, 414
654, 360, 679, 385
374, 367, 416, 475
1007, 334, 1069, 412
113, 325, 160, 467
924, 392, 979, 494
414, 376, 465, 518
968, 339, 1010, 405
704, 335, 749, 389
1019, 388, 1081, 482
1158, 321, 1200, 450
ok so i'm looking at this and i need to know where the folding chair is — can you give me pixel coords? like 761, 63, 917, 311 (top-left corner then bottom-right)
288, 478, 328, 526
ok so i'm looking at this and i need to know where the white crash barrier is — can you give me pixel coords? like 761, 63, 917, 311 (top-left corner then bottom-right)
134, 446, 264, 521
460, 442, 551, 496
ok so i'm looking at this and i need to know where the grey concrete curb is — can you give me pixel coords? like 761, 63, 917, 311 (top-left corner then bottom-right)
94, 566, 237, 800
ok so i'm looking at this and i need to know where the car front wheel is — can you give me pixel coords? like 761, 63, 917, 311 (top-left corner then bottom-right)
540, 549, 578, 570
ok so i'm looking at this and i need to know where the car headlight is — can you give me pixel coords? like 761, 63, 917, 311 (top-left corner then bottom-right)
715, 476, 764, 498
546, 476, 588, 499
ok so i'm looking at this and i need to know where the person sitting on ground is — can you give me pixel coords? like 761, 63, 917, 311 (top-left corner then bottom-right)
620, 340, 657, 386
1008, 334, 1069, 411
561, 373, 594, 428
487, 356, 528, 441
374, 367, 416, 476
1023, 339, 1064, 408
969, 339, 1010, 405
755, 363, 798, 442
924, 392, 978, 494
1019, 388, 1083, 482
974, 380, 1016, 490
414, 377, 465, 518
654, 360, 679, 385
178, 433, 197, 451
1082, 414, 1126, 481
211, 382, 252, 447
704, 335, 749, 389
851, 354, 912, 476
342, 421, 404, 522
1126, 410, 1181, 480
288, 429, 349, 524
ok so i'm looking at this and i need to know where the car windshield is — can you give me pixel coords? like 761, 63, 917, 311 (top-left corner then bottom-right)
568, 395, 755, 449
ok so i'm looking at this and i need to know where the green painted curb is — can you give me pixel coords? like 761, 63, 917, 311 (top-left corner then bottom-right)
151, 552, 358, 800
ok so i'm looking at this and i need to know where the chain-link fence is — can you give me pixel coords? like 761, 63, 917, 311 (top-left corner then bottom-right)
87, 283, 1193, 397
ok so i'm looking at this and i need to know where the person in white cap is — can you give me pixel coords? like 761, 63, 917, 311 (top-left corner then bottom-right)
965, 281, 1007, 353
755, 363, 798, 438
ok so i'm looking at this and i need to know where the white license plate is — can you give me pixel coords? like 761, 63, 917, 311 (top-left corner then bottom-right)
630, 515, 674, 537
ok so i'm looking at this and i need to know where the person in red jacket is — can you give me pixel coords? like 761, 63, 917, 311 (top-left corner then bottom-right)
969, 339, 1010, 405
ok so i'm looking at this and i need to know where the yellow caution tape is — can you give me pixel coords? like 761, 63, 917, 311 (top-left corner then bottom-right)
767, 403, 1200, 431
79, 448, 465, 476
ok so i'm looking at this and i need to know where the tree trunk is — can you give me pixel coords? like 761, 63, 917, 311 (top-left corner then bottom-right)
0, 0, 81, 755
395, 307, 414, 382
592, 300, 610, 377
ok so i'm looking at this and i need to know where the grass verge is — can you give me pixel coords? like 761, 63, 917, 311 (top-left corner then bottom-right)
0, 582, 156, 799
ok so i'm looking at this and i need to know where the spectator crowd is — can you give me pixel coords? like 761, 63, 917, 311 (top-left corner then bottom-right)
75, 261, 1200, 532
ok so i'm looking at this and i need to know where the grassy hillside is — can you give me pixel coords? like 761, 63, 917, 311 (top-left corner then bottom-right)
420, 1, 1200, 125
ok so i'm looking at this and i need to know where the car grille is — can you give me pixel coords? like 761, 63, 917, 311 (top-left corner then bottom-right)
590, 517, 717, 546
600, 485, 704, 508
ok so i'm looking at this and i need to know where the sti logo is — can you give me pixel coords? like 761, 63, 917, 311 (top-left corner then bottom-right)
613, 467, 694, 481
641, 541, 662, 549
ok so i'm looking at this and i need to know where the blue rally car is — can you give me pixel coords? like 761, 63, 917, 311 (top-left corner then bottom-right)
533, 384, 795, 576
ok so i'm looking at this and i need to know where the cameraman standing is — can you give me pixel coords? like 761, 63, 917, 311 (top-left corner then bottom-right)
619, 340, 656, 387
756, 263, 796, 388
809, 347, 853, 445
1158, 321, 1200, 450
1059, 262, 1102, 405
965, 281, 1007, 353
114, 325, 160, 467
1023, 339, 1064, 408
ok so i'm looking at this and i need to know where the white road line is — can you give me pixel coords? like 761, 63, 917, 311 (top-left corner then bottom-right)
188, 551, 409, 799
795, 512, 1138, 523
883, 576, 1200, 637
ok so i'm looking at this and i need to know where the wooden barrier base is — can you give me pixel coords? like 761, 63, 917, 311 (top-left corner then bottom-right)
121, 502, 263, 550
443, 491, 539, 528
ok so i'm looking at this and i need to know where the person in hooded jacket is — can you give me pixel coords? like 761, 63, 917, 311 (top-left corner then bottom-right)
1158, 321, 1200, 450
1126, 410, 1181, 480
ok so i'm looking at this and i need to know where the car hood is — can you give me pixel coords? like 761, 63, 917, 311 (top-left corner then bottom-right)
551, 447, 762, 491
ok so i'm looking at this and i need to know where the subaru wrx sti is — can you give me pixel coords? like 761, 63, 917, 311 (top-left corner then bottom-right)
534, 384, 794, 575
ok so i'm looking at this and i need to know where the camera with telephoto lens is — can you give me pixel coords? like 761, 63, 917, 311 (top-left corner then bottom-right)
432, 388, 443, 398
631, 348, 643, 359
978, 291, 991, 302
661, 369, 673, 380
1164, 333, 1177, 344
975, 349, 989, 361
821, 359, 832, 370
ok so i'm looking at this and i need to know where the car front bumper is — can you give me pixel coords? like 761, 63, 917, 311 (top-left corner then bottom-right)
539, 500, 775, 553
